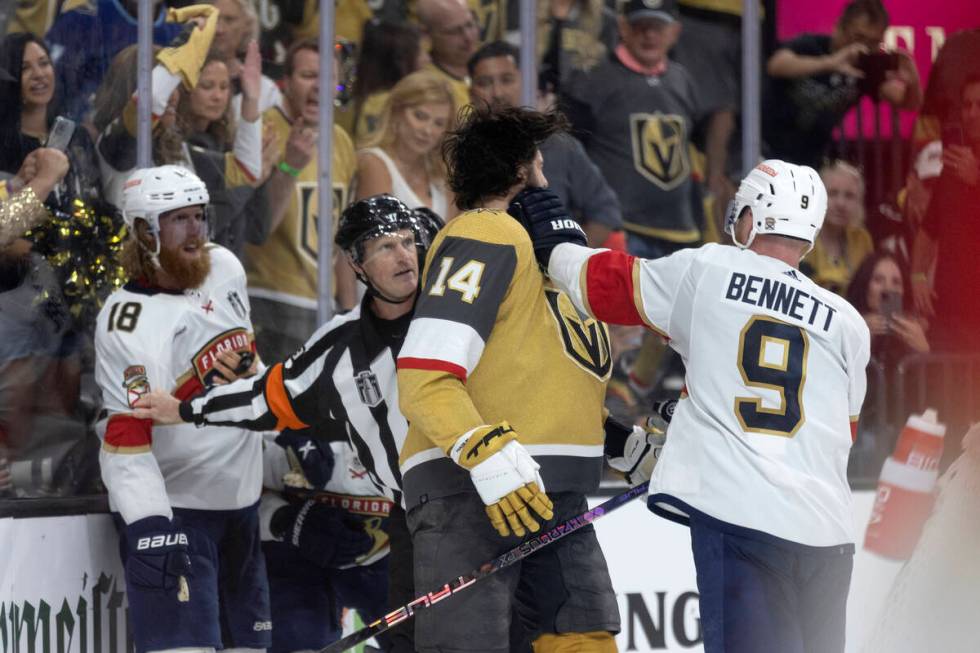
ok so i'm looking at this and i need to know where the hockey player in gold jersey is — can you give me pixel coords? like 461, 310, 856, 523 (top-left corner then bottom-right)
245, 39, 357, 362
396, 106, 619, 653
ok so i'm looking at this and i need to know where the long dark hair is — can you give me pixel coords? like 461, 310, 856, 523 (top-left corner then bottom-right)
0, 33, 62, 173
846, 251, 909, 316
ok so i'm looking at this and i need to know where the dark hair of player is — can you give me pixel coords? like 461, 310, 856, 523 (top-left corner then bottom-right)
443, 105, 568, 210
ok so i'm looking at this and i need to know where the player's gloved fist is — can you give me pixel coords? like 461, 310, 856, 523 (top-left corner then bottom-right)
604, 416, 666, 487
124, 516, 192, 595
276, 430, 335, 489
450, 423, 554, 537
507, 186, 587, 269
270, 500, 374, 569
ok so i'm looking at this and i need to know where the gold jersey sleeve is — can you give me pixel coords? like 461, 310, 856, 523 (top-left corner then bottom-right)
396, 209, 611, 506
245, 107, 356, 306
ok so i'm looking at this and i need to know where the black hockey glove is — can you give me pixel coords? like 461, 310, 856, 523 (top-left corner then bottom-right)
271, 500, 374, 568
603, 415, 666, 487
507, 186, 587, 269
276, 430, 335, 489
124, 516, 192, 594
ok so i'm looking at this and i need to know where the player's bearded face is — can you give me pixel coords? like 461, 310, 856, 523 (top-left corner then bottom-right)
157, 206, 210, 289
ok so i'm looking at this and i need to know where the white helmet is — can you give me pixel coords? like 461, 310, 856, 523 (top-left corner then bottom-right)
122, 165, 210, 236
724, 160, 827, 253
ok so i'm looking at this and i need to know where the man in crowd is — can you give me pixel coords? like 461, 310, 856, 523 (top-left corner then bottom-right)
245, 38, 357, 363
764, 0, 921, 168
513, 159, 869, 652
562, 0, 704, 259
95, 165, 269, 653
468, 40, 623, 246
418, 0, 480, 110
396, 105, 619, 652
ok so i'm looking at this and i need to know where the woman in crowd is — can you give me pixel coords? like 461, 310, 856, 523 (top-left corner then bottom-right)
0, 33, 120, 334
847, 251, 930, 365
93, 7, 274, 256
803, 160, 874, 295
355, 69, 457, 219
351, 19, 429, 145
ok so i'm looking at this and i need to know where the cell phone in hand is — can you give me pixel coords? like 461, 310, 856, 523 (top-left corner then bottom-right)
942, 123, 965, 149
46, 116, 76, 152
880, 291, 902, 322
856, 51, 899, 96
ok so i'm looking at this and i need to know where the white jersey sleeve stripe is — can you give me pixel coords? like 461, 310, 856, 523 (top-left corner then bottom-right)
397, 317, 485, 379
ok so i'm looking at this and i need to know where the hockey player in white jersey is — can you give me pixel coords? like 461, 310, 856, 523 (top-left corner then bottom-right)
509, 160, 871, 653
95, 165, 270, 653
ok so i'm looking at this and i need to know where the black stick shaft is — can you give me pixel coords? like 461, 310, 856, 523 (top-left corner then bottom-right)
317, 482, 650, 653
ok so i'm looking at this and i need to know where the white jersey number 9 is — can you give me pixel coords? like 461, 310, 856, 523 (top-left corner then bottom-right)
734, 316, 809, 437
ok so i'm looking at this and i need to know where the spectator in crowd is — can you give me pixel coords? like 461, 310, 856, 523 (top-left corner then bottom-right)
764, 0, 922, 169
0, 34, 103, 214
351, 19, 429, 144
45, 0, 183, 121
511, 0, 617, 95
0, 148, 69, 247
244, 38, 356, 360
670, 0, 743, 235
355, 70, 457, 219
0, 32, 123, 334
210, 0, 283, 121
910, 74, 980, 354
178, 50, 278, 258
562, 0, 703, 259
847, 251, 930, 365
469, 40, 622, 245
802, 160, 873, 295
418, 0, 480, 110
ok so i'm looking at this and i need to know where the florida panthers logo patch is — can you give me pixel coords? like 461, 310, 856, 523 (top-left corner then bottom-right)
123, 365, 151, 408
355, 370, 383, 407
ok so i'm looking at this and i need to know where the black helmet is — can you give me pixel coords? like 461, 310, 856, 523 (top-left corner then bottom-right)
411, 206, 445, 255
335, 194, 422, 264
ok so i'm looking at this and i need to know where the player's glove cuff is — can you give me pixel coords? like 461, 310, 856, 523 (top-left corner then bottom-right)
449, 422, 518, 470
508, 186, 587, 269
124, 516, 192, 595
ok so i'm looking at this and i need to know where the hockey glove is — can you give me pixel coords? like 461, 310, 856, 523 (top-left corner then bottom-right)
604, 416, 666, 487
507, 186, 587, 270
270, 500, 374, 569
276, 430, 335, 489
124, 516, 192, 600
450, 422, 554, 538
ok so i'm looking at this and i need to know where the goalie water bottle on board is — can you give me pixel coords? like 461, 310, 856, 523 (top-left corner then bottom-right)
865, 409, 946, 560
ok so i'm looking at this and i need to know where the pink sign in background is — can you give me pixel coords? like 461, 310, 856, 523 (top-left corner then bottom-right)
776, 0, 979, 137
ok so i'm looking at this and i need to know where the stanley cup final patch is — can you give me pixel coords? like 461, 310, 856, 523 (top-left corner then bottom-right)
123, 365, 151, 408
355, 370, 383, 407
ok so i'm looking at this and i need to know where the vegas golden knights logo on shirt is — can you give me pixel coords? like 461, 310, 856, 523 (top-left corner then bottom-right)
544, 288, 612, 381
629, 112, 691, 191
299, 184, 350, 263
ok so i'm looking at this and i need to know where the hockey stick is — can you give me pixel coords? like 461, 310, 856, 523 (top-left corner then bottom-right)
316, 481, 650, 653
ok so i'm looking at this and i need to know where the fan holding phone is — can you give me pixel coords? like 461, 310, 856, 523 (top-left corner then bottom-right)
847, 252, 930, 363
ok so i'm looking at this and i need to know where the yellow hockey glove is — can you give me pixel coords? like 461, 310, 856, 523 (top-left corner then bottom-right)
450, 423, 554, 538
